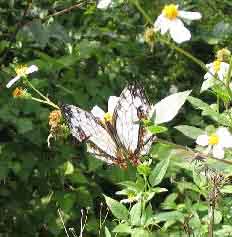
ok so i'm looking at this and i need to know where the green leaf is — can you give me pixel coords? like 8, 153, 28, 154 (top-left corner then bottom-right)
152, 90, 191, 124
175, 125, 204, 139
130, 201, 142, 226
221, 185, 232, 194
149, 154, 171, 187
147, 125, 167, 134
155, 211, 185, 223
63, 161, 74, 175
105, 226, 111, 237
112, 223, 132, 233
131, 228, 152, 237
104, 195, 129, 220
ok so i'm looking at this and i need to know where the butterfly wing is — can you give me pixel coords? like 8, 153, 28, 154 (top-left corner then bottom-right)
62, 104, 117, 164
113, 85, 154, 155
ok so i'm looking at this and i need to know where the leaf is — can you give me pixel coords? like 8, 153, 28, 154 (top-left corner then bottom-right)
149, 154, 171, 187
147, 125, 168, 134
17, 119, 33, 134
221, 185, 232, 194
152, 90, 191, 124
130, 201, 142, 226
131, 228, 152, 237
105, 226, 111, 237
175, 125, 204, 139
154, 211, 185, 223
187, 96, 220, 122
104, 195, 129, 220
63, 161, 74, 175
201, 78, 216, 92
112, 223, 132, 233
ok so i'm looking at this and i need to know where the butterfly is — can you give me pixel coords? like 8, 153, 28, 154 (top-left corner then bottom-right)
62, 85, 155, 167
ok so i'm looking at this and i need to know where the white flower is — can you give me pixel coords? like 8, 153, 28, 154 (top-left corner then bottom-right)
6, 65, 38, 88
204, 60, 229, 81
196, 127, 232, 159
97, 0, 112, 9
91, 96, 119, 122
154, 4, 201, 43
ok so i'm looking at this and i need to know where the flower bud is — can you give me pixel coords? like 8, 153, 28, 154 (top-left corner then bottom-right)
216, 48, 231, 62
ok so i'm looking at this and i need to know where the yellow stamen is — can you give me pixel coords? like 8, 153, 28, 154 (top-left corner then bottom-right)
15, 65, 28, 77
104, 112, 112, 122
162, 4, 179, 20
213, 60, 221, 73
12, 87, 24, 98
208, 134, 219, 145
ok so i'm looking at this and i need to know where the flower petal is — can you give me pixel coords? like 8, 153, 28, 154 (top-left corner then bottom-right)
212, 144, 224, 159
6, 75, 21, 88
154, 15, 171, 35
97, 0, 111, 9
216, 127, 232, 148
26, 65, 38, 74
108, 96, 119, 114
196, 134, 209, 146
169, 19, 191, 43
179, 11, 202, 20
91, 105, 105, 120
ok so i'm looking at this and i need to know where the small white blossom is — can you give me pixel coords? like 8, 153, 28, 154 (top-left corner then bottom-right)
196, 127, 232, 159
6, 65, 38, 88
97, 0, 112, 9
91, 96, 119, 122
204, 60, 229, 81
154, 4, 201, 43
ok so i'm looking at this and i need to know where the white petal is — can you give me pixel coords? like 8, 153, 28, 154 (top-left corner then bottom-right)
204, 72, 213, 81
6, 75, 21, 88
108, 96, 119, 114
217, 62, 229, 81
179, 11, 202, 20
91, 105, 105, 120
196, 134, 209, 146
97, 0, 111, 9
169, 19, 191, 43
154, 15, 171, 35
217, 127, 232, 148
26, 65, 38, 74
212, 145, 224, 159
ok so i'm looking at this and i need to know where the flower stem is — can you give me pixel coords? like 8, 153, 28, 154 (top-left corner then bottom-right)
31, 97, 59, 109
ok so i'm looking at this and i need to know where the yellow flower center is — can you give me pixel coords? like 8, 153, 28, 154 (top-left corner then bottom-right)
15, 65, 28, 77
12, 87, 24, 97
213, 60, 221, 73
49, 110, 62, 128
208, 134, 219, 145
162, 4, 179, 20
103, 112, 112, 122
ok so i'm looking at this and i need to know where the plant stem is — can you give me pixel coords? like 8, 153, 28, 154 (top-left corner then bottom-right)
31, 97, 60, 109
208, 203, 214, 237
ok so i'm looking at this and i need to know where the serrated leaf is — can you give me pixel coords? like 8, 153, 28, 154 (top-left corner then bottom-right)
63, 161, 74, 175
131, 228, 152, 237
152, 90, 191, 124
104, 195, 129, 220
175, 125, 204, 139
130, 201, 142, 226
149, 154, 171, 187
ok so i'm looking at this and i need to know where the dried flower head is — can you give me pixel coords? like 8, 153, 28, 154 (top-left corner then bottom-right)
49, 110, 62, 128
216, 48, 231, 63
144, 27, 156, 48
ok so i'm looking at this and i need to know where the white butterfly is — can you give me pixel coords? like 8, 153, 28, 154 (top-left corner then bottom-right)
62, 85, 155, 167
